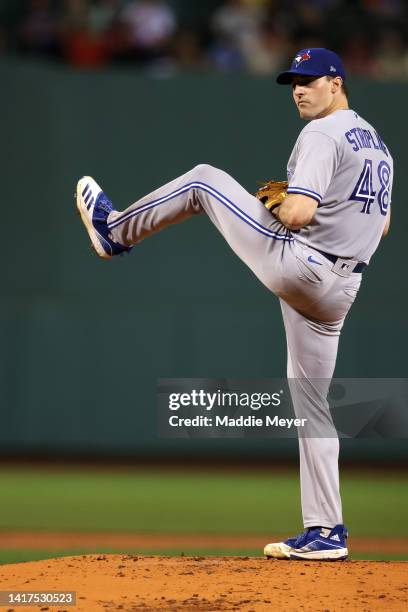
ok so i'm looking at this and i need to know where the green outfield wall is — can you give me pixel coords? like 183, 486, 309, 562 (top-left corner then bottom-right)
0, 59, 407, 460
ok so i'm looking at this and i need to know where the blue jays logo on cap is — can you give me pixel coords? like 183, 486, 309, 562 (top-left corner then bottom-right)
294, 50, 311, 66
277, 48, 346, 85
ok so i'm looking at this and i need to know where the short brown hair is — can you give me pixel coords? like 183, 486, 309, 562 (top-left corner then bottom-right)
341, 81, 349, 99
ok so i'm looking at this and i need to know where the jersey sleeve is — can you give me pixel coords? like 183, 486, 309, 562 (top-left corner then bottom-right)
287, 131, 339, 205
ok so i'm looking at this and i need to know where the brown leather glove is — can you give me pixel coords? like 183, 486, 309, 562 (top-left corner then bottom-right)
255, 180, 288, 211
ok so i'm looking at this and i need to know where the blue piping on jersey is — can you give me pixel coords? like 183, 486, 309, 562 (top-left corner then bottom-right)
107, 181, 294, 242
287, 186, 322, 203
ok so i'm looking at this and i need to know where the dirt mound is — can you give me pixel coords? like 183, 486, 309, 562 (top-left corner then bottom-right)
0, 554, 407, 611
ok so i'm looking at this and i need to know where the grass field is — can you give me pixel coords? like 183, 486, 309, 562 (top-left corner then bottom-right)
0, 466, 406, 564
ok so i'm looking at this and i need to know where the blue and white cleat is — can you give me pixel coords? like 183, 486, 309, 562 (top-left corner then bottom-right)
264, 525, 348, 561
76, 176, 131, 259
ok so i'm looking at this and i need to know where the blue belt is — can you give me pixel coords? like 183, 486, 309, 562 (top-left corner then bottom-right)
314, 248, 367, 273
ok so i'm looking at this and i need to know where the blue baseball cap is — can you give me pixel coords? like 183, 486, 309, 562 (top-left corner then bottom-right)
276, 48, 346, 85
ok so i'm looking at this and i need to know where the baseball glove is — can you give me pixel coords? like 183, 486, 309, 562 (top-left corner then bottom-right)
255, 180, 288, 211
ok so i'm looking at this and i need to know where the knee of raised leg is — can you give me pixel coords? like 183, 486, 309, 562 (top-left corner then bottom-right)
193, 163, 218, 181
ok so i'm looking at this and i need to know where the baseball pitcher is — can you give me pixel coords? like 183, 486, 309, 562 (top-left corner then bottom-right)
76, 48, 393, 561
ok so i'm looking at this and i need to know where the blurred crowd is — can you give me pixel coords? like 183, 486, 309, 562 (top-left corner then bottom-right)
1, 0, 408, 79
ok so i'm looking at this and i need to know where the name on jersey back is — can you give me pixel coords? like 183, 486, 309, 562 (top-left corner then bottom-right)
345, 127, 388, 156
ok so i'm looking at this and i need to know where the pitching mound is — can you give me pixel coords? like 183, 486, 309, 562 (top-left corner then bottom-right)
0, 554, 407, 611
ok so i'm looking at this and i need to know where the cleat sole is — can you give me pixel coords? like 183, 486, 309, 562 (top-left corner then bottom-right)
76, 177, 111, 260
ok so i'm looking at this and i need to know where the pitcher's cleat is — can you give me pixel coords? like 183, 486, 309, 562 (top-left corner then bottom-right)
76, 176, 132, 259
264, 524, 348, 561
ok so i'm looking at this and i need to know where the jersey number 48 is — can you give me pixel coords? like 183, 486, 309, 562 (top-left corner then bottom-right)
350, 159, 391, 215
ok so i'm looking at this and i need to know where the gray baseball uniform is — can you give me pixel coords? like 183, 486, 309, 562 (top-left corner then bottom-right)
107, 108, 392, 529
287, 109, 393, 262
